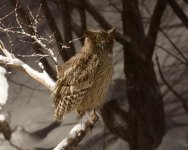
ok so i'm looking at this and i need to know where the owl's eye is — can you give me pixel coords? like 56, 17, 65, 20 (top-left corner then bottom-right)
95, 38, 100, 43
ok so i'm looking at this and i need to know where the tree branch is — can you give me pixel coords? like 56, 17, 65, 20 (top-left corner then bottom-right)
0, 42, 55, 91
147, 0, 167, 58
9, 0, 57, 80
60, 0, 76, 61
167, 0, 188, 28
77, 5, 87, 45
101, 99, 129, 141
53, 111, 99, 150
155, 44, 187, 66
41, 0, 67, 61
69, 0, 130, 46
121, 0, 165, 149
184, 0, 188, 4
155, 55, 188, 113
160, 29, 188, 65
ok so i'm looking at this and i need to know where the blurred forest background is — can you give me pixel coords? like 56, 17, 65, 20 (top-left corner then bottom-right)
0, 0, 188, 150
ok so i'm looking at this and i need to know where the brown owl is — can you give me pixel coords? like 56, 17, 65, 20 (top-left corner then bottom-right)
52, 28, 116, 121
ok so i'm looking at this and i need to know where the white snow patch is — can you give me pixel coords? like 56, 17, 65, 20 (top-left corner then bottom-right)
0, 114, 5, 121
0, 67, 8, 107
22, 64, 55, 90
53, 139, 68, 150
53, 123, 86, 150
69, 123, 86, 138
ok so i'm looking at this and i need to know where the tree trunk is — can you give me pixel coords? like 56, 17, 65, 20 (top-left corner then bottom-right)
122, 0, 165, 149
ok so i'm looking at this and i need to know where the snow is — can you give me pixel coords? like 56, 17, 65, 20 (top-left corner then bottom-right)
69, 123, 86, 138
53, 139, 68, 150
0, 66, 8, 107
53, 123, 86, 150
22, 64, 55, 91
0, 114, 5, 121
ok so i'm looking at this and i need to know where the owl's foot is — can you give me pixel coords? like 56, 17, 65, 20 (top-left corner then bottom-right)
76, 110, 86, 117
93, 110, 101, 118
85, 110, 101, 124
76, 110, 101, 124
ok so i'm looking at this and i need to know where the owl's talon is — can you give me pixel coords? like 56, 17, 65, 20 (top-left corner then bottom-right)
85, 111, 94, 124
94, 110, 101, 118
76, 110, 85, 118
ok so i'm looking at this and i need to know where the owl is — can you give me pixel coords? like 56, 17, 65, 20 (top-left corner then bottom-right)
52, 28, 116, 121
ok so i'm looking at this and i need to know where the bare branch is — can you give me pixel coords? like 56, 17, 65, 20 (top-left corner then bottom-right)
184, 0, 188, 4
60, 0, 76, 61
156, 55, 188, 113
78, 6, 87, 34
0, 26, 58, 64
102, 99, 129, 141
108, 0, 122, 13
160, 29, 188, 65
167, 0, 188, 28
8, 0, 57, 80
41, 0, 68, 61
156, 44, 187, 66
76, 4, 87, 45
70, 0, 130, 46
147, 0, 167, 58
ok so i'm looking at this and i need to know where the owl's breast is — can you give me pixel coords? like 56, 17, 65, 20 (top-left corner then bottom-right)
77, 56, 113, 111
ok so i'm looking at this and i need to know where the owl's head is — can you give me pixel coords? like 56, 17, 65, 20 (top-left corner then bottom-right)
84, 28, 116, 52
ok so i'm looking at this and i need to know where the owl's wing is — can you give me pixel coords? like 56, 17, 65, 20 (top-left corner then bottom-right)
53, 52, 100, 120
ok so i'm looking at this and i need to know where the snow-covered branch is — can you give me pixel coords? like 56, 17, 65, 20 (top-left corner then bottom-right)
54, 111, 99, 150
0, 42, 55, 91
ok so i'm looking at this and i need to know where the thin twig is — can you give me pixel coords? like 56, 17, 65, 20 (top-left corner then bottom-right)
160, 29, 188, 65
60, 0, 76, 61
0, 43, 55, 91
70, 0, 130, 46
147, 0, 167, 58
155, 44, 187, 66
167, 0, 188, 28
155, 54, 188, 113
41, 0, 67, 61
8, 0, 57, 80
108, 0, 122, 13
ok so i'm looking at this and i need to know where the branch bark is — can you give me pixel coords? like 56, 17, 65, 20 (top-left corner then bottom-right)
160, 29, 188, 65
60, 0, 76, 61
184, 0, 188, 4
69, 0, 130, 46
0, 44, 55, 91
147, 0, 167, 58
41, 0, 67, 62
121, 0, 165, 149
53, 111, 99, 150
102, 99, 129, 141
9, 0, 57, 80
167, 0, 188, 28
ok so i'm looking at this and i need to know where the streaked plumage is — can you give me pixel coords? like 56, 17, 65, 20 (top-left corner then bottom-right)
53, 28, 116, 121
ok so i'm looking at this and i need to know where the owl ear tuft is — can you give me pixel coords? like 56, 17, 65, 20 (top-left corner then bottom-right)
108, 28, 116, 37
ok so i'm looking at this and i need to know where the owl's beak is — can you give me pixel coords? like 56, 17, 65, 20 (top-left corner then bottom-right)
101, 44, 104, 50
100, 41, 105, 50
